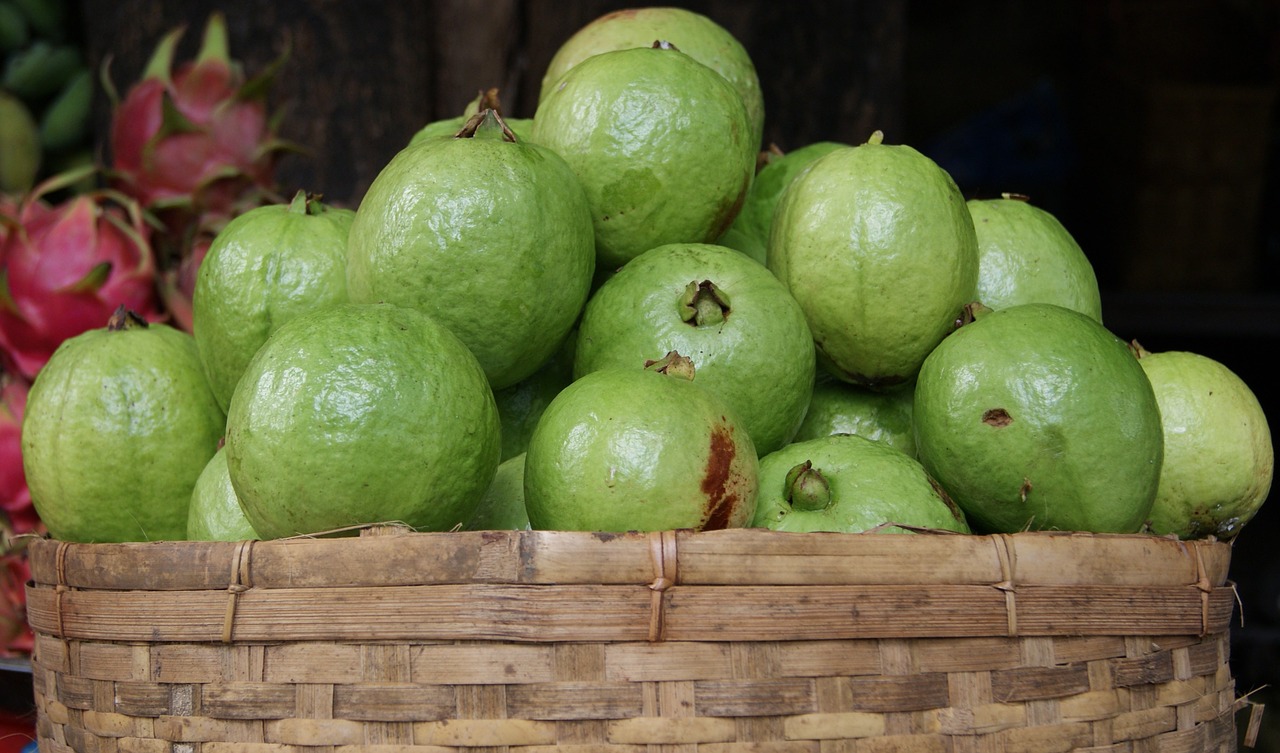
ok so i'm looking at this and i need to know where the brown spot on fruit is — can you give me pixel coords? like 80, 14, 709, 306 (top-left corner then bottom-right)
1018, 478, 1032, 502
701, 426, 738, 530
983, 408, 1012, 427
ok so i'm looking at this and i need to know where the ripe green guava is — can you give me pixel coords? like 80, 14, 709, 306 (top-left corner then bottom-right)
768, 131, 978, 389
524, 352, 759, 532
539, 7, 765, 151
465, 452, 530, 531
967, 194, 1103, 322
193, 190, 353, 412
531, 43, 756, 271
348, 109, 595, 390
751, 434, 969, 534
1132, 343, 1273, 540
913, 303, 1164, 533
224, 302, 501, 538
22, 308, 225, 542
187, 446, 259, 541
574, 242, 814, 455
794, 375, 917, 457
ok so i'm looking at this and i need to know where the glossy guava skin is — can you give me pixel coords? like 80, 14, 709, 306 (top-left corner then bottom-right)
794, 375, 917, 457
966, 197, 1103, 322
1136, 349, 1273, 540
751, 434, 969, 534
465, 452, 530, 531
187, 446, 259, 541
524, 367, 759, 532
224, 302, 501, 539
573, 242, 815, 456
532, 45, 756, 271
768, 139, 979, 389
22, 318, 225, 543
193, 192, 354, 412
538, 6, 766, 151
912, 303, 1164, 534
347, 115, 595, 391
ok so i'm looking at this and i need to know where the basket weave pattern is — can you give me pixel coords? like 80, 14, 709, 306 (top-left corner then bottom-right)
25, 528, 1239, 752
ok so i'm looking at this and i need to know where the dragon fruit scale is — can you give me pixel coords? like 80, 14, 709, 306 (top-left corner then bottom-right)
107, 12, 291, 221
0, 167, 163, 380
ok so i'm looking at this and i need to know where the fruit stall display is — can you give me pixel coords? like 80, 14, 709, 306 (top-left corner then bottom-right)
1, 3, 1275, 752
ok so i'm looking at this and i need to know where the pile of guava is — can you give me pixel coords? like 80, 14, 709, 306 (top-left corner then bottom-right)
20, 6, 1272, 544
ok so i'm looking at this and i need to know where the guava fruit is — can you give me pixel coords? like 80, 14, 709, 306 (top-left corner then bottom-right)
768, 131, 978, 389
409, 87, 533, 146
493, 331, 576, 461
539, 6, 765, 151
21, 307, 225, 542
187, 446, 259, 541
574, 242, 814, 455
465, 452, 530, 531
193, 189, 353, 412
524, 352, 758, 532
751, 434, 969, 534
348, 109, 595, 390
967, 194, 1103, 322
1132, 343, 1273, 540
912, 303, 1164, 533
794, 375, 917, 457
719, 141, 846, 262
224, 302, 501, 539
531, 42, 756, 271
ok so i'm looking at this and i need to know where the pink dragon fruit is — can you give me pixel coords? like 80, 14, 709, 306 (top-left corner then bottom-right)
0, 168, 163, 379
0, 373, 36, 536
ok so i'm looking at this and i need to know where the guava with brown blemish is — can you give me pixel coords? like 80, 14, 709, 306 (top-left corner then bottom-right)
912, 302, 1163, 533
523, 352, 758, 532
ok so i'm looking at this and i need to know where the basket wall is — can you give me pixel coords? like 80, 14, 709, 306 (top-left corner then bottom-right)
24, 528, 1241, 752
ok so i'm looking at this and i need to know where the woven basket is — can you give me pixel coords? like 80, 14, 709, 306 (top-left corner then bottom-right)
25, 527, 1241, 752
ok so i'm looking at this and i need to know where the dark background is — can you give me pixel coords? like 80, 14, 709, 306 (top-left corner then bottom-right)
68, 0, 1280, 746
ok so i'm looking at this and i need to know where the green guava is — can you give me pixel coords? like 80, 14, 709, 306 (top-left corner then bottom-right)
538, 6, 765, 151
751, 434, 969, 534
794, 375, 917, 457
348, 109, 595, 390
224, 302, 501, 539
524, 352, 758, 532
465, 452, 530, 531
193, 190, 353, 412
967, 195, 1103, 322
187, 446, 259, 541
22, 308, 225, 542
574, 242, 814, 456
1132, 343, 1273, 540
493, 330, 576, 462
408, 87, 533, 146
912, 303, 1164, 533
769, 131, 978, 389
531, 43, 756, 271
719, 140, 846, 262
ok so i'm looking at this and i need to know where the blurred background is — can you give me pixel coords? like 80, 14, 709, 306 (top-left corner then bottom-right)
3, 0, 1279, 749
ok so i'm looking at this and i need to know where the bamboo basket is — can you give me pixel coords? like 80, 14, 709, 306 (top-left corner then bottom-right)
24, 527, 1242, 752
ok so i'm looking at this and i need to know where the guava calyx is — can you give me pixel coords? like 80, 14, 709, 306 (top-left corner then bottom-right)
679, 279, 731, 327
644, 350, 697, 381
457, 108, 517, 142
955, 301, 993, 330
107, 304, 149, 331
286, 188, 326, 216
783, 459, 831, 512
651, 39, 681, 51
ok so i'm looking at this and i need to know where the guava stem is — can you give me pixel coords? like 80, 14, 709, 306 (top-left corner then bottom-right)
784, 460, 831, 512
1128, 339, 1152, 359
644, 350, 697, 381
679, 280, 731, 327
107, 304, 149, 331
867, 130, 885, 146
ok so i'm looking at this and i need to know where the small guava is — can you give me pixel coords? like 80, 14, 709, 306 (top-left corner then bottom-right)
348, 109, 595, 390
751, 434, 969, 534
531, 43, 756, 271
187, 446, 259, 541
768, 131, 978, 389
912, 303, 1164, 533
193, 189, 353, 412
1132, 343, 1273, 540
465, 453, 530, 531
224, 302, 501, 539
967, 194, 1103, 322
539, 6, 765, 150
524, 352, 758, 532
574, 242, 815, 455
794, 375, 917, 457
22, 308, 225, 542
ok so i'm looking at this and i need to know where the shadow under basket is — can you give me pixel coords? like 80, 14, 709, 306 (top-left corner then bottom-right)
23, 527, 1246, 752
